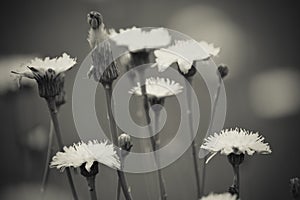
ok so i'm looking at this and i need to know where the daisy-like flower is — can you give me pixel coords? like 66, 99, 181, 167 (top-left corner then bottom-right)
154, 40, 220, 75
129, 77, 183, 99
110, 27, 171, 52
11, 53, 76, 98
51, 140, 120, 172
201, 128, 271, 163
200, 193, 237, 200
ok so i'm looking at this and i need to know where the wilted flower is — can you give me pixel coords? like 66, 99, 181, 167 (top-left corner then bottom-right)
110, 27, 171, 52
201, 128, 271, 163
11, 53, 76, 98
50, 140, 120, 172
88, 40, 118, 85
129, 77, 183, 99
200, 193, 237, 200
154, 40, 220, 75
87, 11, 107, 49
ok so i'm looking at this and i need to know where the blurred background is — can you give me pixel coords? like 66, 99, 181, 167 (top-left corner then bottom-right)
1, 0, 300, 199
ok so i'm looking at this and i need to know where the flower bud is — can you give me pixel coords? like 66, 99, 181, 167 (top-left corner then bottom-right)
87, 11, 103, 30
118, 133, 133, 152
217, 64, 229, 79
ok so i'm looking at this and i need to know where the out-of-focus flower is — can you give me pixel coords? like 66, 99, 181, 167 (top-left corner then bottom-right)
154, 40, 220, 74
0, 55, 36, 94
129, 77, 183, 99
11, 53, 76, 98
290, 177, 300, 199
50, 140, 120, 172
200, 128, 271, 163
88, 40, 118, 85
200, 193, 237, 200
110, 27, 171, 52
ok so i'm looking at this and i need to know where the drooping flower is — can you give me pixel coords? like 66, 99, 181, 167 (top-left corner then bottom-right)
201, 128, 271, 163
129, 77, 183, 99
11, 53, 76, 98
200, 193, 237, 200
110, 27, 171, 52
50, 140, 120, 172
154, 40, 220, 74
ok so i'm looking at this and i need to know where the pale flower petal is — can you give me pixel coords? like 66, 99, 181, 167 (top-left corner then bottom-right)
129, 77, 183, 98
200, 128, 271, 162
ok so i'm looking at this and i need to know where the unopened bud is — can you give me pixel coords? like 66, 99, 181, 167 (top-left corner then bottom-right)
217, 64, 229, 79
118, 133, 133, 152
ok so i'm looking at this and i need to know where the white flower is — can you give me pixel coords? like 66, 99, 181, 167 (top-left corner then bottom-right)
129, 77, 183, 98
154, 40, 220, 74
50, 140, 120, 172
110, 27, 171, 52
12, 53, 76, 79
201, 128, 272, 163
200, 193, 237, 200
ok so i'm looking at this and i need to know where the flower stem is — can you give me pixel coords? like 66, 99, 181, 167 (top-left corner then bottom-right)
233, 164, 240, 197
40, 120, 54, 194
185, 77, 201, 199
86, 176, 98, 200
45, 98, 78, 200
104, 84, 133, 200
200, 75, 222, 197
153, 108, 167, 200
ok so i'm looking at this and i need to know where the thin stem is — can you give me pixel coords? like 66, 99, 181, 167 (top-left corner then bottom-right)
185, 78, 201, 199
200, 75, 222, 197
45, 98, 78, 200
104, 84, 132, 200
232, 165, 240, 198
86, 176, 98, 200
153, 109, 167, 200
41, 120, 54, 194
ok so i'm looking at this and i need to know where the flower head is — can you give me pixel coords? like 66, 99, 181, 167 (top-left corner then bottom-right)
50, 140, 120, 172
154, 40, 220, 74
201, 128, 271, 163
200, 193, 237, 200
11, 53, 76, 98
110, 27, 171, 52
88, 40, 118, 85
129, 77, 183, 99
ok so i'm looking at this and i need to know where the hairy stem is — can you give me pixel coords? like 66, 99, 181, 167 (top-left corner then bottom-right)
104, 84, 133, 200
46, 98, 78, 200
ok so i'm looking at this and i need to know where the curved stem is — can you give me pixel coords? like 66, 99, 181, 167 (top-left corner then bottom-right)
185, 78, 201, 199
40, 120, 54, 194
104, 84, 133, 200
46, 98, 78, 200
200, 75, 222, 197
